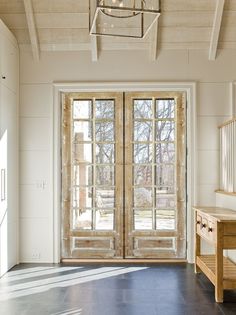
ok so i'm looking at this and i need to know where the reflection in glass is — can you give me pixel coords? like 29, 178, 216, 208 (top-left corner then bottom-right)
156, 195, 175, 209
133, 100, 152, 119
95, 209, 114, 230
156, 121, 175, 142
156, 164, 175, 188
134, 187, 152, 207
73, 100, 91, 119
73, 143, 92, 163
134, 121, 152, 142
73, 208, 92, 230
73, 165, 92, 186
156, 210, 175, 230
134, 210, 152, 230
96, 143, 115, 164
156, 143, 175, 163
156, 99, 175, 119
95, 100, 114, 119
74, 121, 92, 142
133, 165, 152, 185
96, 188, 115, 208
95, 122, 114, 142
133, 144, 152, 164
96, 165, 114, 186
72, 187, 92, 208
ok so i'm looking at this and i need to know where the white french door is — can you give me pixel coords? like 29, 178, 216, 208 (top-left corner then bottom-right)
61, 91, 186, 259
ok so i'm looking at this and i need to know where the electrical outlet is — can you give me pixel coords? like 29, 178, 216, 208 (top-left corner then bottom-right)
32, 252, 40, 260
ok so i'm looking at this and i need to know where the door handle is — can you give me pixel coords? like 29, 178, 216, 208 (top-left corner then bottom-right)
1, 169, 6, 201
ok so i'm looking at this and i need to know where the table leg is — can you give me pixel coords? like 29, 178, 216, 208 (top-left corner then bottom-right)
195, 233, 201, 273
215, 223, 223, 303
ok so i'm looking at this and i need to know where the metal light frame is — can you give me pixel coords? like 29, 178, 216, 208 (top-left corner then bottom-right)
89, 0, 161, 39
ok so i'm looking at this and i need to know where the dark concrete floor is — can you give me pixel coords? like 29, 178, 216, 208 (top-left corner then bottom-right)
0, 263, 236, 315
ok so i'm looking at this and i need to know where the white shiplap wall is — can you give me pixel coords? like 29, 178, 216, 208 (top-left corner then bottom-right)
19, 84, 53, 262
19, 49, 236, 263
197, 82, 231, 206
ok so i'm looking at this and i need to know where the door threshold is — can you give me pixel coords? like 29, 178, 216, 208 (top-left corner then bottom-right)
61, 258, 187, 264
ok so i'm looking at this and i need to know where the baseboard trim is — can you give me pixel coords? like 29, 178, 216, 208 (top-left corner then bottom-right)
61, 258, 187, 264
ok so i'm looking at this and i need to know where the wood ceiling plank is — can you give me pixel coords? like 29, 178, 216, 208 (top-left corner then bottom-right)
219, 42, 236, 49
100, 33, 150, 44
34, 13, 88, 29
100, 42, 149, 51
224, 0, 236, 10
1, 11, 219, 30
35, 43, 91, 51
23, 0, 40, 61
0, 12, 89, 29
18, 41, 211, 52
160, 27, 211, 43
160, 11, 214, 27
32, 0, 88, 13
209, 0, 225, 60
222, 11, 236, 27
18, 43, 91, 52
159, 42, 209, 50
220, 27, 236, 41
0, 1, 25, 14
37, 28, 91, 44
0, 14, 27, 29
162, 0, 215, 12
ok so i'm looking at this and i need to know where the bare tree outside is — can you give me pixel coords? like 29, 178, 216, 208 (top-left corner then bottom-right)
71, 98, 177, 231
72, 100, 116, 230
133, 99, 176, 230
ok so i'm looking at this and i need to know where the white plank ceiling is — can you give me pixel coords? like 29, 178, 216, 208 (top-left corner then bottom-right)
0, 0, 235, 60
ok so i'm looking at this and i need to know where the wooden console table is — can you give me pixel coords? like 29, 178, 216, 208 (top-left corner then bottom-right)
194, 206, 236, 303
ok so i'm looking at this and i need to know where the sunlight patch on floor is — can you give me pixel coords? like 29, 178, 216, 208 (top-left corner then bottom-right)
0, 266, 82, 283
0, 266, 148, 301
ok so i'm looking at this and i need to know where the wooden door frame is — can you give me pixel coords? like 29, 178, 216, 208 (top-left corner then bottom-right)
53, 82, 197, 263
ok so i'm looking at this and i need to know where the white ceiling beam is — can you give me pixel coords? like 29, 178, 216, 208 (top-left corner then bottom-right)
90, 0, 98, 62
91, 35, 98, 62
209, 0, 225, 60
150, 19, 159, 61
23, 0, 40, 61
